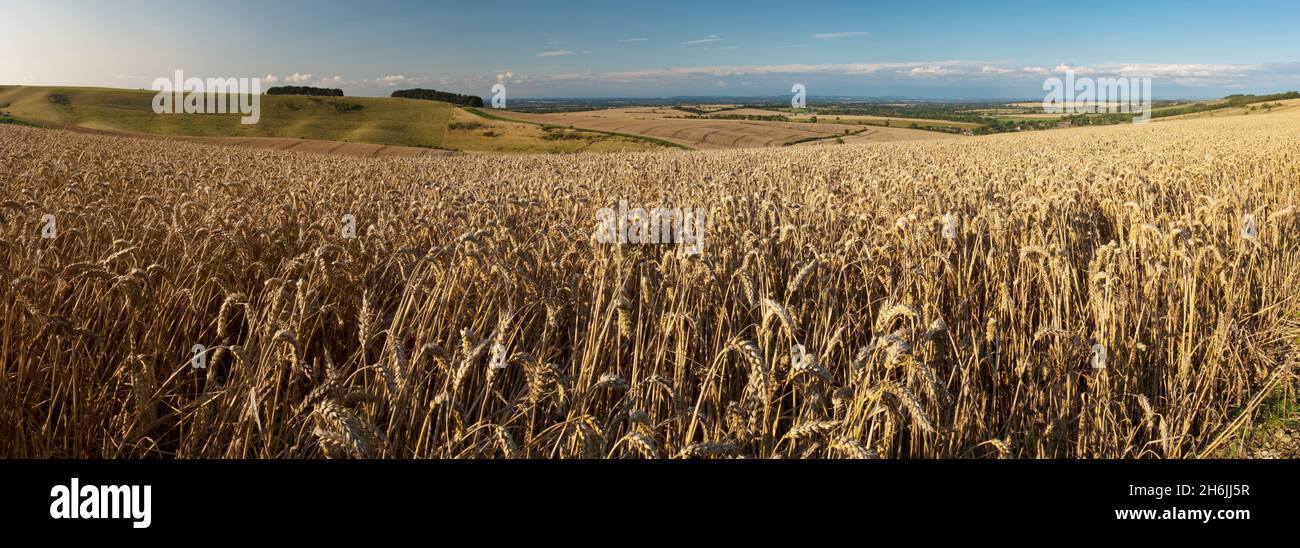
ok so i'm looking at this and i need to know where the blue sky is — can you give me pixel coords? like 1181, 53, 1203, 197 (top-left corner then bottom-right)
3, 0, 1299, 98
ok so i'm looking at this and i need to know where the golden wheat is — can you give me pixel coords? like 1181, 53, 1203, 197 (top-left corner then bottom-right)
1, 108, 1297, 458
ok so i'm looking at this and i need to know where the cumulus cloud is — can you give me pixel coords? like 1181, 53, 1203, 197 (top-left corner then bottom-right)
537, 49, 574, 57
908, 65, 952, 77
1046, 63, 1263, 86
284, 73, 313, 83
263, 73, 280, 83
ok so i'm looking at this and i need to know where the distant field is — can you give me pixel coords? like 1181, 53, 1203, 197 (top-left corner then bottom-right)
682, 104, 741, 112
797, 113, 978, 130
1007, 101, 1089, 109
481, 106, 963, 148
997, 113, 1067, 120
794, 126, 965, 145
695, 107, 978, 130
444, 107, 669, 153
701, 107, 789, 117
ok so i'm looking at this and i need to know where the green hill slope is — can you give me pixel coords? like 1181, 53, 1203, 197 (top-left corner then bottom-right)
0, 85, 452, 148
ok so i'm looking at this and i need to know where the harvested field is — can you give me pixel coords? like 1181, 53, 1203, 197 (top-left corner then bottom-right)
486, 107, 961, 148
795, 125, 969, 145
704, 108, 792, 117
443, 108, 670, 153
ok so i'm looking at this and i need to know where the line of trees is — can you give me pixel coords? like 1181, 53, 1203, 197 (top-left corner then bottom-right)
392, 88, 484, 107
267, 86, 344, 97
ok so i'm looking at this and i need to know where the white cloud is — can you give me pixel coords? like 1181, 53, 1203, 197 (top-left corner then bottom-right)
581, 50, 595, 55
908, 65, 955, 77
537, 49, 574, 57
357, 59, 1294, 97
1044, 63, 1262, 86
263, 73, 280, 84
375, 74, 407, 86
618, 38, 648, 42
812, 32, 868, 40
581, 60, 993, 80
681, 35, 722, 45
284, 73, 313, 83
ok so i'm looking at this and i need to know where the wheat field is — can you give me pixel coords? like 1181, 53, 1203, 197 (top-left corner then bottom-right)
1, 109, 1297, 458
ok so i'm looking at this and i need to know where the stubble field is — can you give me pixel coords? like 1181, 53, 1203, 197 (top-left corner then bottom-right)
483, 106, 958, 148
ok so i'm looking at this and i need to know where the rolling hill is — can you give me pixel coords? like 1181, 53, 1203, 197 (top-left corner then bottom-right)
0, 85, 677, 154
0, 85, 452, 148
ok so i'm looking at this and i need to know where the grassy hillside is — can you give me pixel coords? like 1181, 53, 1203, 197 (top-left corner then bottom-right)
0, 85, 677, 153
0, 85, 452, 148
1155, 97, 1300, 121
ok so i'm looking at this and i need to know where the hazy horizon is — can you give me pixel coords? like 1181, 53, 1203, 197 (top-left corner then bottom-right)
2, 83, 1243, 103
3, 0, 1299, 100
